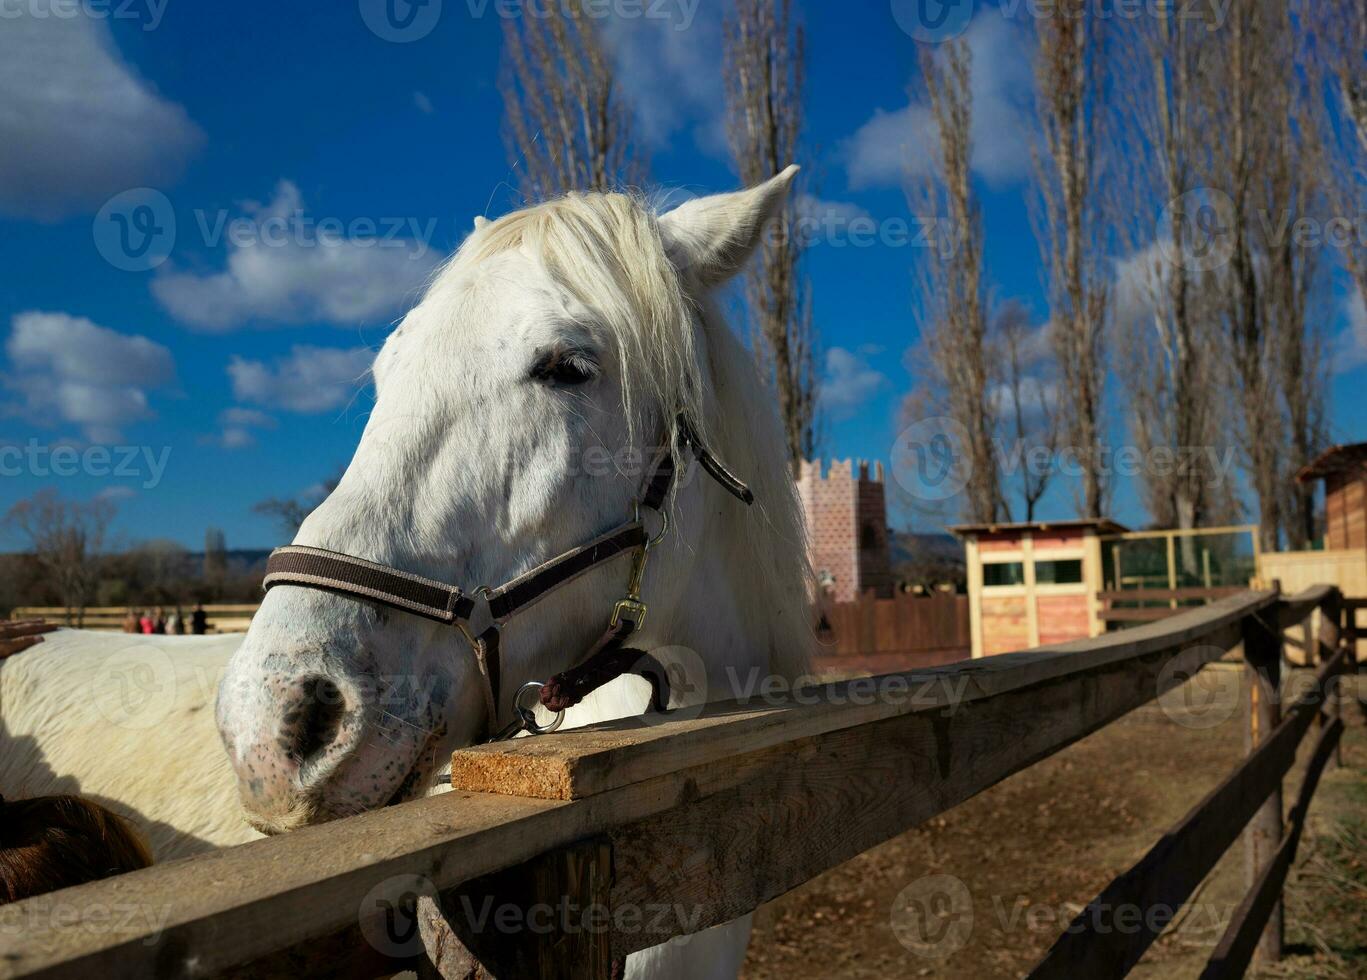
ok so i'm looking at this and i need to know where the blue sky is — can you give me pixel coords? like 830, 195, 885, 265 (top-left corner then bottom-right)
1, 0, 1364, 551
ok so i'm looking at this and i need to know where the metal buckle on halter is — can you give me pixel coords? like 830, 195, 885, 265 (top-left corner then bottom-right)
609, 501, 668, 630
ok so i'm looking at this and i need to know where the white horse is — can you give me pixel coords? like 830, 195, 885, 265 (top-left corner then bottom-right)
1, 167, 813, 978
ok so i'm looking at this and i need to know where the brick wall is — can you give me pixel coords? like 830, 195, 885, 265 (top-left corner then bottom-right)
798, 459, 894, 603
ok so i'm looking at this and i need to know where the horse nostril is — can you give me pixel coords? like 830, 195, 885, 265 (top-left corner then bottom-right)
287, 676, 347, 767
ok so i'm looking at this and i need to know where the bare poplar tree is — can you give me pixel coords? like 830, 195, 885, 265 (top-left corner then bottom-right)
5, 489, 115, 625
996, 301, 1058, 522
500, 5, 646, 199
1312, 0, 1367, 326
908, 40, 1004, 524
724, 0, 818, 469
1031, 0, 1109, 519
1107, 4, 1230, 540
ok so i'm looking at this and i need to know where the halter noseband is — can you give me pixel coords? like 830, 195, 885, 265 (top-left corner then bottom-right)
261, 420, 752, 742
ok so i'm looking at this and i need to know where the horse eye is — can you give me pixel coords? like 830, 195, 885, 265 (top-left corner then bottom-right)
529, 346, 599, 387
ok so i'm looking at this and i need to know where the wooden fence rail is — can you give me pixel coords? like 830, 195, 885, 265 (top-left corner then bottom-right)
0, 586, 1355, 979
8, 604, 260, 633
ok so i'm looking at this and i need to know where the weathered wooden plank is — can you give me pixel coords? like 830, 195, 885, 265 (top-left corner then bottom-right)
1200, 717, 1344, 980
1275, 584, 1337, 628
414, 838, 614, 980
1025, 643, 1345, 979
451, 591, 1274, 800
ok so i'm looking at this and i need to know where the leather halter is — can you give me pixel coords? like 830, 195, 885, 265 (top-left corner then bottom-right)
261, 420, 752, 742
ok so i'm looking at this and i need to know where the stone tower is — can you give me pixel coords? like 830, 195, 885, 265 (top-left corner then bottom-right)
797, 459, 894, 603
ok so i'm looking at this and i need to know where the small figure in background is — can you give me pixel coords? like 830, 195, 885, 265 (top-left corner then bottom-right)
191, 603, 208, 636
138, 609, 155, 634
122, 608, 139, 633
152, 607, 166, 635
166, 607, 182, 636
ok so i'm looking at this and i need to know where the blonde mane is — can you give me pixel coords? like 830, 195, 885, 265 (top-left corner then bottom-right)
449, 191, 814, 679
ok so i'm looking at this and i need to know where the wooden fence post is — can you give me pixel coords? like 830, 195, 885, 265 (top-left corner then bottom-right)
1320, 591, 1343, 770
1242, 585, 1283, 965
417, 838, 615, 980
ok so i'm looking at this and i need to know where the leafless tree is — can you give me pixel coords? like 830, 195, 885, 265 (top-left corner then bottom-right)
724, 0, 818, 469
5, 489, 115, 625
907, 40, 1004, 524
996, 301, 1058, 522
1193, 0, 1330, 551
253, 469, 343, 537
1030, 0, 1110, 519
500, 5, 646, 199
1106, 4, 1231, 542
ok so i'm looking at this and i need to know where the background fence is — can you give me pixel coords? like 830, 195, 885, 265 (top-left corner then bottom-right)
818, 592, 969, 667
8, 604, 259, 633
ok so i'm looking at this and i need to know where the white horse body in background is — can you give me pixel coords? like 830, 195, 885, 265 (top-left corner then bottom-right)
0, 168, 813, 979
0, 632, 256, 857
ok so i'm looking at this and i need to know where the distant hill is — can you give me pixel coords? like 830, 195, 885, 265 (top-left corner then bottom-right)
888, 530, 965, 589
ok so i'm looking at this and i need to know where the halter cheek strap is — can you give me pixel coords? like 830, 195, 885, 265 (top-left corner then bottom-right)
261, 423, 752, 742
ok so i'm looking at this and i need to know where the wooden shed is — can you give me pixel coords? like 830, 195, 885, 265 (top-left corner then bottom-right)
1297, 442, 1367, 550
953, 519, 1127, 659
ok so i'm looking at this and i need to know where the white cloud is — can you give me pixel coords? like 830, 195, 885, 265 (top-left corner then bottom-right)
2, 311, 176, 441
841, 15, 1034, 190
1336, 290, 1367, 373
842, 105, 938, 191
228, 345, 375, 414
822, 347, 889, 417
151, 181, 441, 331
214, 407, 277, 449
0, 4, 202, 221
1112, 243, 1168, 331
796, 194, 873, 226
602, 10, 727, 157
413, 91, 434, 114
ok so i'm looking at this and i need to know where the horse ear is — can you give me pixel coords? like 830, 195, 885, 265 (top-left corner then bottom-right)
658, 165, 799, 288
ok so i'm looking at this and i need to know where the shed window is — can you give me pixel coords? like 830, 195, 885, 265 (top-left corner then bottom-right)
1035, 559, 1083, 585
983, 561, 1025, 587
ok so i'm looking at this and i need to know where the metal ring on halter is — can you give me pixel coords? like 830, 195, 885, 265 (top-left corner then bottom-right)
633, 500, 670, 550
513, 681, 564, 735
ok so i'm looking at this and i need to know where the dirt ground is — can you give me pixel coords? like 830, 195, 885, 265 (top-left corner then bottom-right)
741, 668, 1367, 980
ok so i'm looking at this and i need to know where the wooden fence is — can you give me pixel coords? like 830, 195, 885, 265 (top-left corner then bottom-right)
8, 604, 259, 634
0, 585, 1357, 979
1097, 586, 1248, 626
819, 592, 970, 665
